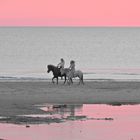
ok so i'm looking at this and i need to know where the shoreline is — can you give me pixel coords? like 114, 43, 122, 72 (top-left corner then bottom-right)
1, 78, 140, 82
0, 81, 140, 117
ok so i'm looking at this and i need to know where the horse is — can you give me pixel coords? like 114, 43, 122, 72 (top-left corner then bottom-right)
61, 68, 84, 85
47, 64, 67, 84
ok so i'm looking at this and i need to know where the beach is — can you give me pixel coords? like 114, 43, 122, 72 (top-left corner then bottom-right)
0, 80, 140, 116
1, 26, 140, 140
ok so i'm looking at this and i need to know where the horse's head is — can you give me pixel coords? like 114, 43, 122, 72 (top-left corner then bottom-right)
47, 65, 54, 73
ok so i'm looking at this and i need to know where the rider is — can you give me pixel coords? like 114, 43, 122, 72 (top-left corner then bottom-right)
68, 60, 75, 77
57, 58, 65, 79
57, 58, 65, 69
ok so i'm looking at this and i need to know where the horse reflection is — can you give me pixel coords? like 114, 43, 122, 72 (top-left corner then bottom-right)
45, 104, 83, 118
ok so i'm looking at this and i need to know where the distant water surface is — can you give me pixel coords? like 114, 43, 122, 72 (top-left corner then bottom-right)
0, 27, 140, 80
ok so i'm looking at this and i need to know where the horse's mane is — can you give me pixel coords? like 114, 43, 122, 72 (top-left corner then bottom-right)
48, 64, 55, 67
47, 64, 57, 69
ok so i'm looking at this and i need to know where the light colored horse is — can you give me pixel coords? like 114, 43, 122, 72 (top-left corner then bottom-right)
61, 68, 84, 85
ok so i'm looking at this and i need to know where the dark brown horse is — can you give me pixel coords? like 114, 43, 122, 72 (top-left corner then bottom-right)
47, 65, 67, 84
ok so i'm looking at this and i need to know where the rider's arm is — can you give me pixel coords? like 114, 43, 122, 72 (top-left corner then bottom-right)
69, 65, 72, 70
57, 63, 61, 67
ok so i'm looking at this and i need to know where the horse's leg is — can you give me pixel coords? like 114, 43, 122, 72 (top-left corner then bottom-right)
82, 78, 84, 85
77, 75, 81, 85
68, 76, 73, 85
52, 77, 55, 84
63, 75, 66, 84
56, 77, 58, 84
67, 76, 71, 85
67, 77, 70, 85
66, 78, 70, 85
78, 77, 81, 85
79, 74, 84, 85
67, 72, 73, 85
71, 78, 73, 84
70, 78, 73, 84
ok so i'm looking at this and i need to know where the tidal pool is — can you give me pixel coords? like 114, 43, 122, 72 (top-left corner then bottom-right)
0, 104, 140, 140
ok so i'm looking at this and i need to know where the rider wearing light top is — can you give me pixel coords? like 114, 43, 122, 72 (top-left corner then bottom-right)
68, 60, 75, 77
57, 58, 65, 69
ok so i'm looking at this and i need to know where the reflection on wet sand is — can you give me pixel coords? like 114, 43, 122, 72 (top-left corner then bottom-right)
41, 104, 113, 121
0, 104, 140, 140
41, 104, 83, 118
0, 104, 113, 124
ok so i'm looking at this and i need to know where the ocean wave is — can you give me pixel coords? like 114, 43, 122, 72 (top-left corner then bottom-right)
0, 76, 48, 81
1, 71, 140, 82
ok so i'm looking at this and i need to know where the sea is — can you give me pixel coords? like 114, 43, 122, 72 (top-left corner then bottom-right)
0, 27, 140, 81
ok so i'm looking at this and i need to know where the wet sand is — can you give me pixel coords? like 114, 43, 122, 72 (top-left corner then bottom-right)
0, 80, 140, 116
0, 104, 140, 140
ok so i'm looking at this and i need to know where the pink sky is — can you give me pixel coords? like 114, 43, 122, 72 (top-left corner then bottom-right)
0, 0, 140, 26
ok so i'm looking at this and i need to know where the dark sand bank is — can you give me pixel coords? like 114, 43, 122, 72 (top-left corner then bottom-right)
0, 81, 140, 116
